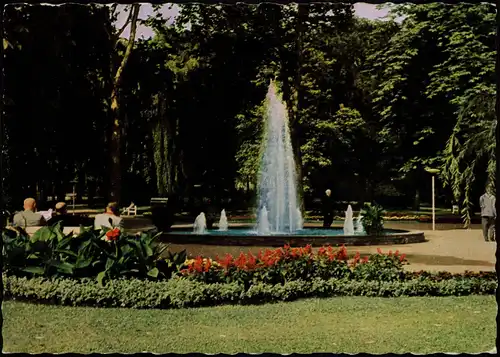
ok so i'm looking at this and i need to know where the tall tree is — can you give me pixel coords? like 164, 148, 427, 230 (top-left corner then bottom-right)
3, 4, 113, 207
108, 4, 141, 204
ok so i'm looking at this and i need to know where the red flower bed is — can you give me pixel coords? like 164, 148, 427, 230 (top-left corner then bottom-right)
181, 245, 408, 285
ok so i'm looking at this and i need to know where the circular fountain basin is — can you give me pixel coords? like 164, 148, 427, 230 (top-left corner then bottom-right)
160, 225, 425, 247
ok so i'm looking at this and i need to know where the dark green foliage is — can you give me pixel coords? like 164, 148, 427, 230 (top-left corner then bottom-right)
360, 203, 385, 235
2, 224, 186, 286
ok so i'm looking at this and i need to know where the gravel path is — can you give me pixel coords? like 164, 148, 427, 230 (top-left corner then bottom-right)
350, 226, 496, 273
125, 218, 496, 273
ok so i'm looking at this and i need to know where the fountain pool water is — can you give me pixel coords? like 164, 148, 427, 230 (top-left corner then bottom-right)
173, 227, 404, 237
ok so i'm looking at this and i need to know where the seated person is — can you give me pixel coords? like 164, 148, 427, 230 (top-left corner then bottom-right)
38, 208, 53, 221
94, 202, 124, 230
12, 198, 46, 228
47, 202, 91, 227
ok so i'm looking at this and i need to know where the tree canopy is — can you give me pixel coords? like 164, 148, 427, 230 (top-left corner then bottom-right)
2, 3, 495, 224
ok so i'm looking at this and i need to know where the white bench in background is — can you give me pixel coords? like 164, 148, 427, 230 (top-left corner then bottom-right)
24, 226, 82, 236
452, 205, 459, 214
124, 202, 137, 216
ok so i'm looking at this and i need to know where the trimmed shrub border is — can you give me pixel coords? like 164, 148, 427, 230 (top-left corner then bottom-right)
161, 226, 425, 247
4, 274, 497, 309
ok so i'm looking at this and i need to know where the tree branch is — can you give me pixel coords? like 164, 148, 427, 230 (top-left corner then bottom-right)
115, 5, 134, 45
111, 3, 141, 109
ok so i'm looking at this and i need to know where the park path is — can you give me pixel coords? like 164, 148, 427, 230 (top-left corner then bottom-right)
351, 226, 496, 273
166, 222, 496, 273
123, 217, 496, 273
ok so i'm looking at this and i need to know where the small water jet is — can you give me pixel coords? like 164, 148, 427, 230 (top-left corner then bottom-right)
256, 81, 302, 234
193, 212, 207, 234
257, 206, 271, 235
343, 205, 354, 235
218, 209, 228, 231
297, 208, 303, 230
354, 213, 364, 234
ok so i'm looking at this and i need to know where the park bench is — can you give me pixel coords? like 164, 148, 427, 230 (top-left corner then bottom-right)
123, 202, 137, 216
21, 226, 82, 236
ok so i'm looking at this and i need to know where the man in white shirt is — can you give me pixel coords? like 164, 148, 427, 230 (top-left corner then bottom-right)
94, 202, 124, 230
479, 187, 496, 242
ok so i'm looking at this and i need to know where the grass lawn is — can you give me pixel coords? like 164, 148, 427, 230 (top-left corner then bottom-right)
3, 295, 496, 354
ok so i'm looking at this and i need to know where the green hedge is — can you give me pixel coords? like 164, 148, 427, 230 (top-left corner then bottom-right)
4, 274, 497, 309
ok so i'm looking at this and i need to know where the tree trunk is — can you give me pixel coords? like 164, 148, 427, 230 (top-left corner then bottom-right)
88, 178, 96, 208
108, 4, 140, 205
290, 4, 308, 212
152, 94, 176, 197
153, 121, 167, 196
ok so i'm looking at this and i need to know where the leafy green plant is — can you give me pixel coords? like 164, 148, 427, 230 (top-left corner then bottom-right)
156, 249, 188, 279
2, 223, 182, 286
360, 203, 385, 235
2, 227, 31, 273
352, 248, 406, 281
2, 223, 77, 277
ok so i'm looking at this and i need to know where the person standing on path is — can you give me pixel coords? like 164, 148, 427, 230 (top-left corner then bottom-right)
479, 187, 496, 242
322, 189, 334, 228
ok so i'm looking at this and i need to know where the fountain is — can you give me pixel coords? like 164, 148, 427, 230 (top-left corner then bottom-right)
193, 212, 207, 234
256, 81, 302, 233
354, 213, 364, 234
257, 206, 271, 234
218, 209, 229, 231
297, 208, 303, 231
343, 205, 355, 235
162, 81, 424, 246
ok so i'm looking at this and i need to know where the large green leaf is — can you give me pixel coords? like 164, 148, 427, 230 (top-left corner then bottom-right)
50, 261, 74, 275
75, 257, 93, 269
54, 248, 78, 257
147, 267, 159, 278
31, 226, 57, 243
105, 257, 115, 271
97, 271, 106, 287
21, 266, 45, 275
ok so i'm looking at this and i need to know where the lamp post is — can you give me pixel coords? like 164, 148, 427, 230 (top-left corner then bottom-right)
425, 167, 440, 231
70, 179, 78, 215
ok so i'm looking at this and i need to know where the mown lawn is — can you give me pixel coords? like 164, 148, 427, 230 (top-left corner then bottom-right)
3, 295, 496, 354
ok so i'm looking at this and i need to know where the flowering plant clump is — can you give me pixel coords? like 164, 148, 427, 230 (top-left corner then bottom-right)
1, 222, 177, 286
351, 247, 407, 281
180, 245, 409, 285
104, 228, 120, 242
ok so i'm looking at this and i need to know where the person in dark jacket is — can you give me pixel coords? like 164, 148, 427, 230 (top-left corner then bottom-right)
322, 189, 334, 228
